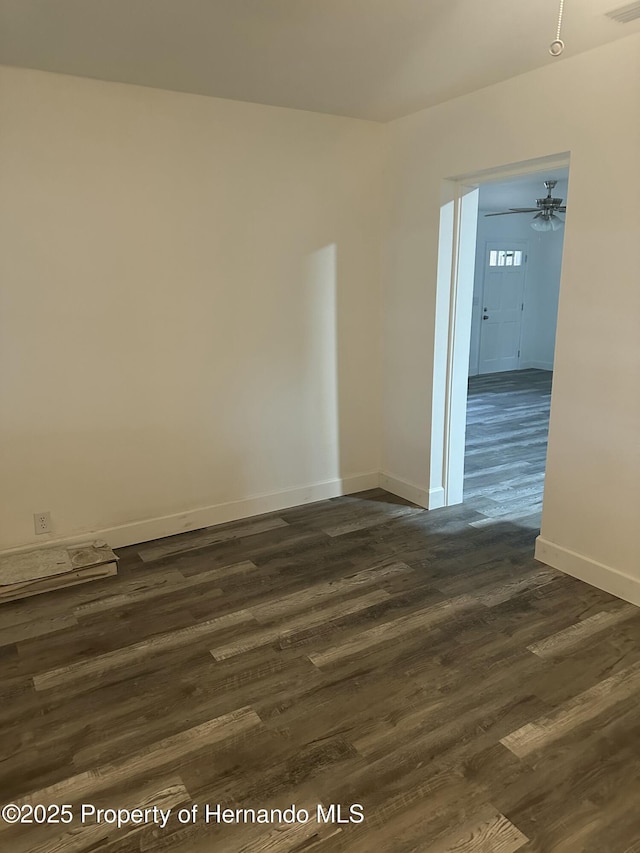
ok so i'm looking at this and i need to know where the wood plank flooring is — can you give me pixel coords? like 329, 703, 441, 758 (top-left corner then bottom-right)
464, 369, 552, 527
2, 376, 640, 850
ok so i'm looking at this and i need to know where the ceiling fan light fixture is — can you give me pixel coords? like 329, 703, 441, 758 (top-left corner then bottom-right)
485, 179, 566, 230
530, 214, 552, 232
530, 212, 563, 232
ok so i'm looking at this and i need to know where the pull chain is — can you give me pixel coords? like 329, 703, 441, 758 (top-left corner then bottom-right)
549, 0, 565, 56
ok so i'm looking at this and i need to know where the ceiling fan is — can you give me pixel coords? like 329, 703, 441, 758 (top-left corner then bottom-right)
485, 179, 566, 232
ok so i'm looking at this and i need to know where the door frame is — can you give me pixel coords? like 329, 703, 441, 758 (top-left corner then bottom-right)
430, 152, 570, 508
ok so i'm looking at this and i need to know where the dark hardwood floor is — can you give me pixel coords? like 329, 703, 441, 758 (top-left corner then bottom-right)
464, 369, 553, 527
2, 383, 640, 850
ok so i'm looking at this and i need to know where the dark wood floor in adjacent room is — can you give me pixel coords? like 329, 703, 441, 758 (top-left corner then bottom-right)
2, 371, 640, 851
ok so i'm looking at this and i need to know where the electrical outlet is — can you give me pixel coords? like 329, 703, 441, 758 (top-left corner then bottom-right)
34, 511, 52, 535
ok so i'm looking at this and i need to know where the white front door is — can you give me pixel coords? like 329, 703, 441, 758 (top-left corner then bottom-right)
478, 242, 527, 374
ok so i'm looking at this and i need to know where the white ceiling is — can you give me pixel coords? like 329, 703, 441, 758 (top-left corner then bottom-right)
0, 1, 638, 122
479, 169, 570, 213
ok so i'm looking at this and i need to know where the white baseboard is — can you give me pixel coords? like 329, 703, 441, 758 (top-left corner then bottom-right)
520, 360, 554, 371
0, 472, 380, 556
535, 536, 640, 608
378, 473, 431, 509
427, 486, 446, 509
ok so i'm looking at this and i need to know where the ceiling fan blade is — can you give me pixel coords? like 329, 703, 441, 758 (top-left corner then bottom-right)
485, 210, 535, 217
484, 181, 567, 219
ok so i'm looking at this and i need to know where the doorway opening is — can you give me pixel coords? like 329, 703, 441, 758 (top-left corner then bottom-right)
430, 154, 570, 531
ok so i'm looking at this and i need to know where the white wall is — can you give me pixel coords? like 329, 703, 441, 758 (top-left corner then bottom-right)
0, 66, 384, 551
470, 194, 566, 375
3, 36, 640, 611
383, 35, 640, 592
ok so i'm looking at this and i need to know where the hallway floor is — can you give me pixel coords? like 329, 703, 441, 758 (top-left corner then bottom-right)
464, 369, 553, 527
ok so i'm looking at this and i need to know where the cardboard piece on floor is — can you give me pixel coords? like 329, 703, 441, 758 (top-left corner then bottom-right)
0, 541, 118, 603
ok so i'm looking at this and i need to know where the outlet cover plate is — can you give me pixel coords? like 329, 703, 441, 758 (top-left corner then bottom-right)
34, 512, 52, 534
